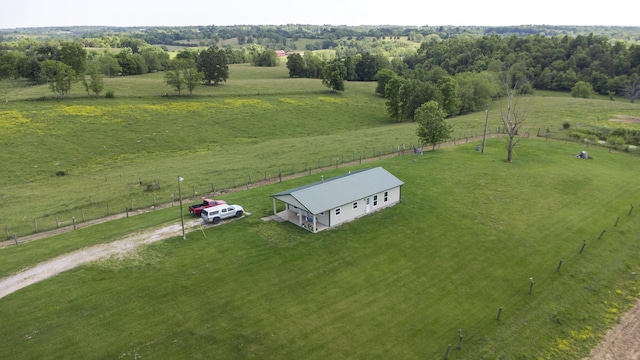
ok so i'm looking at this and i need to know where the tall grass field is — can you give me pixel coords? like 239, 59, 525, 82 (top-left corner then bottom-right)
0, 139, 639, 359
0, 64, 639, 358
1, 65, 638, 237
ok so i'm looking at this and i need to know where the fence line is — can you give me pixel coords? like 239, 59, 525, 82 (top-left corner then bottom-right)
6, 128, 639, 242
435, 200, 638, 359
3, 134, 498, 242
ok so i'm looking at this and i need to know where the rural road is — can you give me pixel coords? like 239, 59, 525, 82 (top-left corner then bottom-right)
0, 218, 202, 299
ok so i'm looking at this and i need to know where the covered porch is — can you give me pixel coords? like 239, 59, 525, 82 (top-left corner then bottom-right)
272, 208, 329, 233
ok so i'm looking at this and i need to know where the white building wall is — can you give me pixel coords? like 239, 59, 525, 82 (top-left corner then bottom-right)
328, 186, 401, 228
277, 186, 402, 232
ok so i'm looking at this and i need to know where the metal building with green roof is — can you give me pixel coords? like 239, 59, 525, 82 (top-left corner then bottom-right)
270, 167, 404, 233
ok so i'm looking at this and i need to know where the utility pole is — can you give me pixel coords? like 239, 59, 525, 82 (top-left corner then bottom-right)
482, 105, 489, 153
178, 176, 185, 240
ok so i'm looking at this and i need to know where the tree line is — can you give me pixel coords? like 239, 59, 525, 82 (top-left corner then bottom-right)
3, 25, 639, 52
0, 37, 252, 97
286, 32, 640, 115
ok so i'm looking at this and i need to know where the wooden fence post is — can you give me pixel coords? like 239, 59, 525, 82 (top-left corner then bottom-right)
497, 307, 503, 320
557, 259, 563, 272
529, 277, 535, 295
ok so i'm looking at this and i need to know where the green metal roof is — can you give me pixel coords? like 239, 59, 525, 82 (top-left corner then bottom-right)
271, 167, 404, 214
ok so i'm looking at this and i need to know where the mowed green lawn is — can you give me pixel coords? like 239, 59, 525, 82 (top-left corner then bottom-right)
0, 138, 639, 359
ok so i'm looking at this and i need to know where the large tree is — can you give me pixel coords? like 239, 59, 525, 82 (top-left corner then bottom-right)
374, 68, 397, 97
415, 100, 453, 150
303, 52, 325, 78
82, 64, 104, 97
355, 53, 379, 81
0, 51, 26, 80
322, 60, 346, 92
437, 76, 461, 116
18, 56, 42, 83
198, 46, 229, 85
183, 66, 203, 96
98, 52, 122, 77
286, 53, 305, 78
400, 79, 442, 121
59, 41, 87, 77
384, 76, 406, 122
40, 60, 75, 97
249, 46, 277, 67
116, 48, 140, 76
139, 46, 170, 73
164, 58, 201, 95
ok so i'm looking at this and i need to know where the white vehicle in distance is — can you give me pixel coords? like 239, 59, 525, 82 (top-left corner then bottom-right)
200, 204, 244, 224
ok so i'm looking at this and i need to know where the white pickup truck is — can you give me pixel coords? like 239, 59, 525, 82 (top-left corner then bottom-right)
200, 204, 244, 224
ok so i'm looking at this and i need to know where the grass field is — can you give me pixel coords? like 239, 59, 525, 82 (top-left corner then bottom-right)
1, 65, 639, 237
0, 138, 639, 359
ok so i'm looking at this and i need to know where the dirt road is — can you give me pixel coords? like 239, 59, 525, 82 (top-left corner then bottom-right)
585, 298, 640, 359
0, 218, 201, 299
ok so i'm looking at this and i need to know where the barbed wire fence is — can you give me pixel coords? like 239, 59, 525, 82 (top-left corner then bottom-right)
432, 200, 638, 359
3, 131, 495, 242
4, 127, 638, 243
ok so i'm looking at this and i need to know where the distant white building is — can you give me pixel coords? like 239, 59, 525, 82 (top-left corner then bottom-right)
271, 167, 404, 233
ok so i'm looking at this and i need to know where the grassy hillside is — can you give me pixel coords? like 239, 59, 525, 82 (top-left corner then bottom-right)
0, 139, 638, 359
1, 65, 639, 237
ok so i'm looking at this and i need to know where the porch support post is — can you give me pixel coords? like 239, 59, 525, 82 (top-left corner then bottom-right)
273, 198, 277, 215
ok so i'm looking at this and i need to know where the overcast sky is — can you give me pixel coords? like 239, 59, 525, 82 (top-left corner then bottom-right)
1, 0, 637, 29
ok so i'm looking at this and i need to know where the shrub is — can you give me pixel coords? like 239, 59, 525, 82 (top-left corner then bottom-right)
105, 90, 115, 98
584, 134, 599, 144
562, 121, 571, 129
571, 81, 595, 99
610, 128, 627, 138
607, 136, 626, 149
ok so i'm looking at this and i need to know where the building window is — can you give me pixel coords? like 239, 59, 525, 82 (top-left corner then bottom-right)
335, 208, 341, 216
373, 195, 378, 206
384, 191, 389, 202
353, 201, 358, 209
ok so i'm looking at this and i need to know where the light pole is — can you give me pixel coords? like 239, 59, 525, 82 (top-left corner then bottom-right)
178, 176, 185, 240
481, 105, 489, 153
